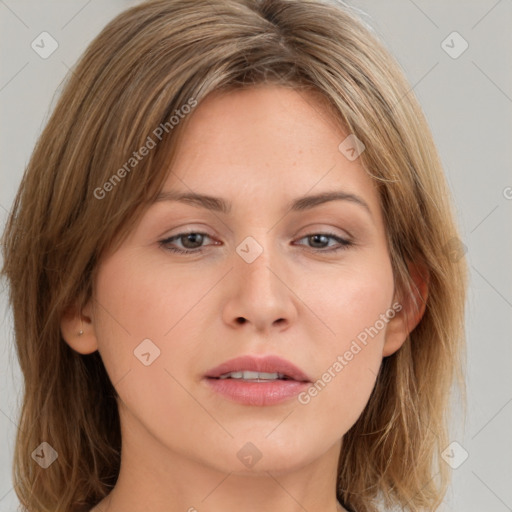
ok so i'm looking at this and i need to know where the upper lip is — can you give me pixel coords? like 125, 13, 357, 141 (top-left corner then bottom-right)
204, 354, 312, 382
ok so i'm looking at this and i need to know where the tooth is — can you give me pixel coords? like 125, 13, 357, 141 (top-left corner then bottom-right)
242, 371, 260, 380
217, 370, 287, 380
258, 372, 279, 379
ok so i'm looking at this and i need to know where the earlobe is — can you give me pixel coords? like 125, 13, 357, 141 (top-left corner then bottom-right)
382, 261, 429, 357
60, 299, 99, 355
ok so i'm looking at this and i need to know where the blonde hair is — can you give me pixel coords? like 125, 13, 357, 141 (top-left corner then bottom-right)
1, 0, 468, 510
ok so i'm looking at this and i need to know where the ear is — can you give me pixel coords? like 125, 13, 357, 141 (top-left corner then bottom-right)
382, 261, 429, 357
60, 297, 98, 355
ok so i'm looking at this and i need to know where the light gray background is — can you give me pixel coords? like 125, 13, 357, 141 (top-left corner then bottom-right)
1, 1, 511, 511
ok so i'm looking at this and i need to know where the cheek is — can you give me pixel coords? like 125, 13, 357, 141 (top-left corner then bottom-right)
91, 251, 161, 381
304, 252, 394, 349
92, 250, 212, 387
94, 250, 202, 339
91, 252, 207, 436
296, 256, 394, 428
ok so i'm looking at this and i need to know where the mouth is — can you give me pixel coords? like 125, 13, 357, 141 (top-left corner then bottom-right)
214, 370, 299, 382
203, 354, 312, 406
204, 354, 311, 382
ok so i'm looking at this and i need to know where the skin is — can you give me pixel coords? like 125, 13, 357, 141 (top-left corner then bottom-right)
62, 85, 426, 512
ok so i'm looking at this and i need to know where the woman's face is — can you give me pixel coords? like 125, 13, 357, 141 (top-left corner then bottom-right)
71, 85, 412, 476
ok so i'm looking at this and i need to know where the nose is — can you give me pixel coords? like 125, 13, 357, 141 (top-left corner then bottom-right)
221, 242, 298, 335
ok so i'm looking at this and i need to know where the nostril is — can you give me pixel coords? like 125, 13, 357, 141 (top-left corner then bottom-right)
236, 317, 246, 325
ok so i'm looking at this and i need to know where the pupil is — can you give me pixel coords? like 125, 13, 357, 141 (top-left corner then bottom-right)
310, 234, 327, 248
183, 233, 203, 248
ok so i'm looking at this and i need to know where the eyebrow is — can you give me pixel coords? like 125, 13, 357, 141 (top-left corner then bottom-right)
153, 190, 373, 218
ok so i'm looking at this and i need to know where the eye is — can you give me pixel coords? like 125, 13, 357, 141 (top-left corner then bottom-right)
159, 231, 353, 255
294, 232, 353, 253
159, 231, 214, 254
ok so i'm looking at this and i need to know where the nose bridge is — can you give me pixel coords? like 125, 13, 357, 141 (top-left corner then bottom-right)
226, 233, 295, 332
237, 236, 281, 299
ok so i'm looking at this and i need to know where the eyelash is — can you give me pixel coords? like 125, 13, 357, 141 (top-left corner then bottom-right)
159, 231, 354, 255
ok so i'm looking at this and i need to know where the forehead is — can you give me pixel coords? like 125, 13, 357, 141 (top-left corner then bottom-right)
155, 85, 382, 222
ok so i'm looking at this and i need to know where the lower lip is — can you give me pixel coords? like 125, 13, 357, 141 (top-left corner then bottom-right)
204, 378, 310, 406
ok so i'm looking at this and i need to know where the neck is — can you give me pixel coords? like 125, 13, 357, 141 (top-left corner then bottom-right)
92, 402, 345, 512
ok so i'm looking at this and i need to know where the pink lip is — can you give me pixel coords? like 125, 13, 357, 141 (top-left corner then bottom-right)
203, 354, 312, 406
204, 354, 312, 382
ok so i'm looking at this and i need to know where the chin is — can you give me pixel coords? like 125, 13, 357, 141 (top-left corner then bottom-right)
221, 437, 322, 475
